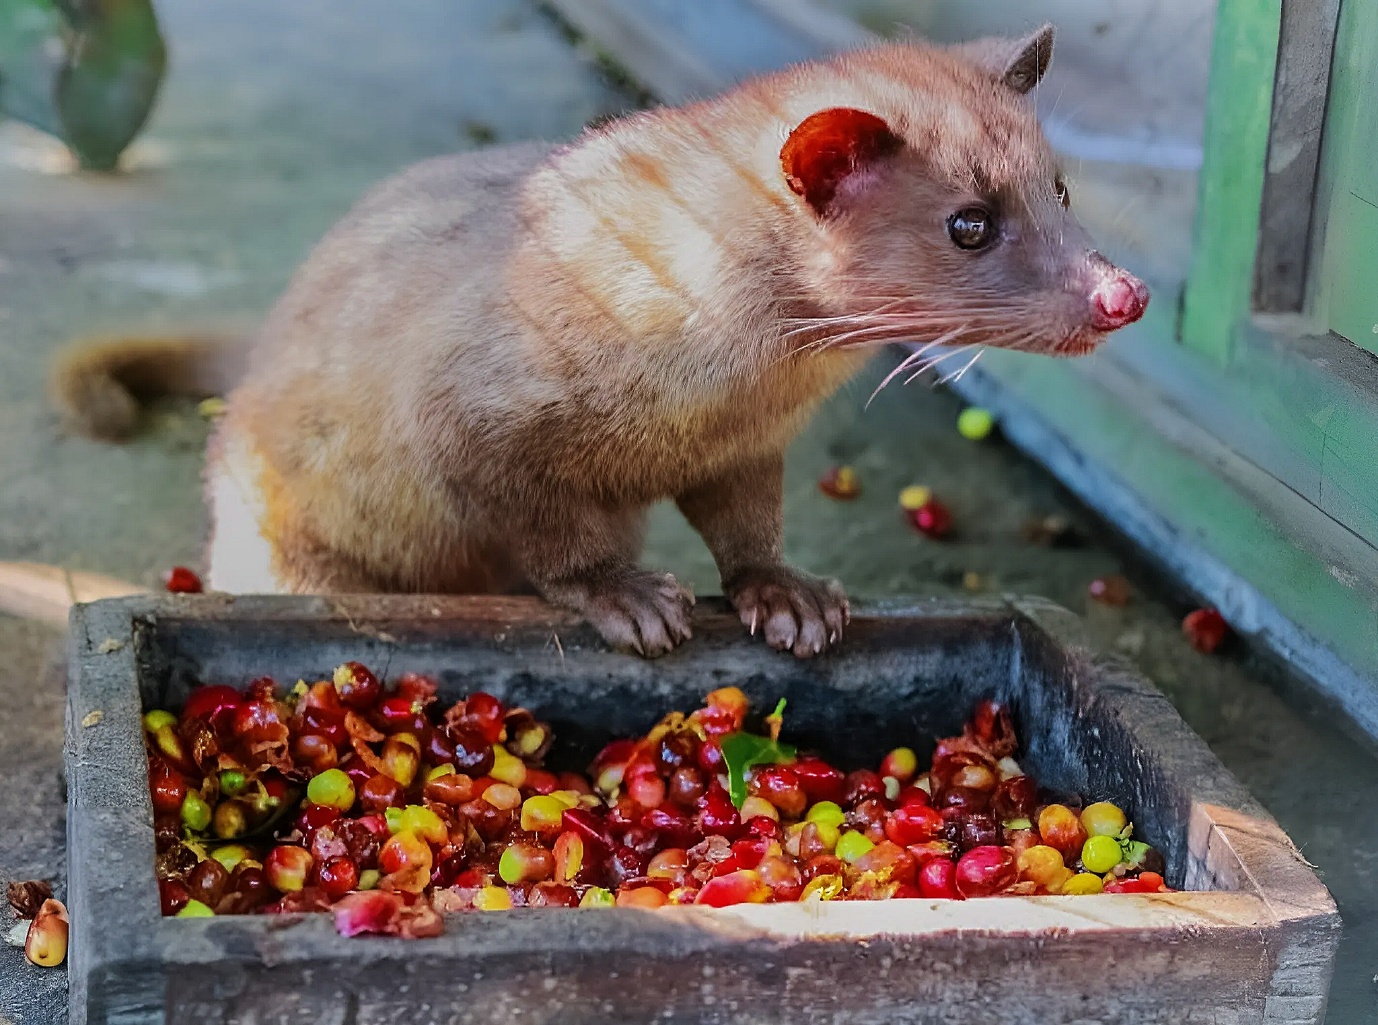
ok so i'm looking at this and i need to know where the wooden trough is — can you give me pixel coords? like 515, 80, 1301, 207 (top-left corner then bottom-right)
64, 594, 1339, 1024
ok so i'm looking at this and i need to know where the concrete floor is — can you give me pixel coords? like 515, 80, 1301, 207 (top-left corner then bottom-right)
1, 2, 1374, 1022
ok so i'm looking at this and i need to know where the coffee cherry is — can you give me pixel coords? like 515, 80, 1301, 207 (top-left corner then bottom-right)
696, 783, 743, 840
909, 498, 952, 538
181, 792, 212, 833
655, 732, 697, 774
954, 846, 1017, 898
213, 799, 252, 843
499, 844, 554, 885
1017, 845, 1073, 892
553, 832, 585, 883
306, 769, 356, 812
162, 567, 203, 593
1037, 804, 1088, 859
579, 887, 615, 908
265, 846, 314, 893
293, 732, 339, 774
380, 735, 420, 788
473, 886, 513, 911
792, 757, 846, 804
332, 662, 381, 711
617, 886, 669, 908
749, 765, 806, 818
957, 407, 995, 441
317, 857, 360, 898
819, 465, 860, 500
647, 848, 688, 881
379, 832, 432, 892
519, 795, 566, 837
188, 858, 231, 908
739, 797, 779, 823
424, 771, 475, 806
958, 812, 1001, 852
694, 870, 771, 907
181, 684, 241, 727
149, 761, 189, 814
696, 739, 725, 774
359, 774, 405, 813
1062, 872, 1104, 895
880, 747, 918, 783
668, 766, 707, 808
483, 783, 522, 811
448, 727, 496, 776
377, 696, 426, 734
853, 841, 917, 886
843, 769, 885, 807
835, 830, 874, 864
1081, 835, 1123, 875
301, 705, 348, 748
1182, 607, 1230, 653
159, 879, 191, 916
490, 745, 528, 789
917, 857, 960, 899
627, 774, 666, 810
1080, 801, 1128, 838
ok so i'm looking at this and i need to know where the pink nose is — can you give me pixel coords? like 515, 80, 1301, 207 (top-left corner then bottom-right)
1090, 272, 1150, 331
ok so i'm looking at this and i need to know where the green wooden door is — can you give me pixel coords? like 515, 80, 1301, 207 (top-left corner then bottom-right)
1320, 0, 1378, 354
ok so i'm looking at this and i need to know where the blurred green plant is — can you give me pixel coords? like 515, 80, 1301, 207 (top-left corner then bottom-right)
0, 0, 166, 170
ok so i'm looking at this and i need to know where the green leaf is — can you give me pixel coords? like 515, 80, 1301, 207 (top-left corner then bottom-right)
1119, 838, 1152, 867
55, 0, 167, 170
0, 0, 166, 170
720, 731, 796, 809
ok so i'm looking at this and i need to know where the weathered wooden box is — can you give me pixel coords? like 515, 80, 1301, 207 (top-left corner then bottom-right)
65, 594, 1339, 1025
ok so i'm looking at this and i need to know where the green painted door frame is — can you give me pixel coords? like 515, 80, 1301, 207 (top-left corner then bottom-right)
1318, 0, 1378, 353
1178, 0, 1280, 362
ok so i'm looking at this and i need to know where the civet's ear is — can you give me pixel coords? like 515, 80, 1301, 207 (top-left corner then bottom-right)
780, 107, 902, 216
951, 23, 1055, 95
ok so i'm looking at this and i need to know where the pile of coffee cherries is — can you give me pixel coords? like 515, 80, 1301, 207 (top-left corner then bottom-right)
147, 666, 1171, 935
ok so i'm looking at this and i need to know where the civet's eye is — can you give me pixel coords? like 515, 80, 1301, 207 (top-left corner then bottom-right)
947, 206, 997, 250
1055, 176, 1070, 209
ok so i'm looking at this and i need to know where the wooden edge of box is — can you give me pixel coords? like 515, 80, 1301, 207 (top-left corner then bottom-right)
140, 890, 1282, 971
63, 593, 1339, 1006
1189, 803, 1339, 925
71, 591, 1018, 627
1013, 595, 1339, 928
66, 600, 168, 1023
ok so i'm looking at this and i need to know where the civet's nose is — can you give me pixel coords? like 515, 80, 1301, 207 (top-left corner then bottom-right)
1089, 268, 1150, 332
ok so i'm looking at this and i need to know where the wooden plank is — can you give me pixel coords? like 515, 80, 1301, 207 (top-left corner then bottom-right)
1179, 0, 1282, 360
0, 560, 145, 627
1253, 0, 1342, 312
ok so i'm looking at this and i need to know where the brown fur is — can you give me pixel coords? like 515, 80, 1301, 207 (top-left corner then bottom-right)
49, 27, 1147, 658
50, 334, 245, 440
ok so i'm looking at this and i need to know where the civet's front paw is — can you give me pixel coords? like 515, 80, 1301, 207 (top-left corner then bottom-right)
725, 565, 848, 658
579, 570, 695, 658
